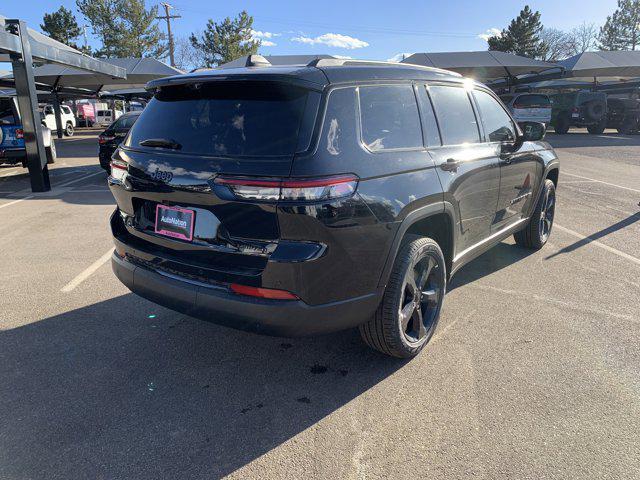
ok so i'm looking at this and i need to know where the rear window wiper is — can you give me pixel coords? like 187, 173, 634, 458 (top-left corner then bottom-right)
139, 138, 182, 150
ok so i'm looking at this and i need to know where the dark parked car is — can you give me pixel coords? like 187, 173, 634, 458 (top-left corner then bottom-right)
109, 57, 559, 358
550, 91, 608, 134
606, 97, 640, 134
98, 111, 141, 170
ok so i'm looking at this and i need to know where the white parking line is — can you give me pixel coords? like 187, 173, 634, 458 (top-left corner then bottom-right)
562, 172, 640, 194
0, 195, 34, 210
61, 249, 114, 292
554, 223, 640, 267
57, 170, 104, 187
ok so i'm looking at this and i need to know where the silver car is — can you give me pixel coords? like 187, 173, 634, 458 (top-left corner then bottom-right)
500, 93, 552, 126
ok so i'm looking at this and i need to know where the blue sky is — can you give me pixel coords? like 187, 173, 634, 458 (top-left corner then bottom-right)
5, 0, 619, 62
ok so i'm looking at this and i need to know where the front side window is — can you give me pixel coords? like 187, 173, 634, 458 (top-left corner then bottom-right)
474, 89, 516, 143
359, 85, 423, 151
428, 85, 480, 145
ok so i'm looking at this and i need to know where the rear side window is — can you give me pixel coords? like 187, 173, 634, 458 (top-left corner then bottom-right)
127, 82, 310, 157
416, 86, 442, 147
514, 94, 551, 108
474, 90, 516, 143
428, 85, 480, 145
358, 85, 423, 151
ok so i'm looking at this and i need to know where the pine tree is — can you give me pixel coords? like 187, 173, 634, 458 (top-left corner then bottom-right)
190, 11, 260, 67
599, 0, 640, 50
487, 5, 547, 58
76, 0, 167, 58
40, 6, 82, 49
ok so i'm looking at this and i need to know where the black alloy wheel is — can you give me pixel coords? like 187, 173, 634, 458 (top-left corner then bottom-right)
360, 236, 446, 358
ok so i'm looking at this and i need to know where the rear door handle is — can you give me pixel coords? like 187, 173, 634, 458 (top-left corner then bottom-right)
440, 158, 459, 172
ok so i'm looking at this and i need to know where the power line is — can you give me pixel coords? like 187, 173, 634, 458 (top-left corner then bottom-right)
157, 2, 182, 67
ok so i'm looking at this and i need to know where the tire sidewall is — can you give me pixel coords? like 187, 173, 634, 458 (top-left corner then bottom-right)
385, 238, 446, 356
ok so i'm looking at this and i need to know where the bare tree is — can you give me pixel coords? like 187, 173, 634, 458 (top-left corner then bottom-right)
569, 22, 598, 54
173, 36, 206, 71
540, 28, 574, 61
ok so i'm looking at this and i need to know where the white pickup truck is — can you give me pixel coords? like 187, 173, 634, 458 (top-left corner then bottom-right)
42, 104, 76, 137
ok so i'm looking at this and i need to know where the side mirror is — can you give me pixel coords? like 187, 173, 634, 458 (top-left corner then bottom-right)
520, 121, 546, 141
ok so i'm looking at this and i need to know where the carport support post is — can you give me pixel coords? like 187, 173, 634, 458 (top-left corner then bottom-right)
52, 93, 64, 139
8, 19, 50, 192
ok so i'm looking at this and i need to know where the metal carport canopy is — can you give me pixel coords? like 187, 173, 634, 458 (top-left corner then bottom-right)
0, 15, 126, 192
401, 51, 559, 81
558, 51, 640, 78
23, 58, 183, 91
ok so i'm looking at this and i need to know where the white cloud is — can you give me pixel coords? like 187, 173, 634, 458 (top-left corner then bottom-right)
478, 28, 502, 42
291, 33, 369, 50
251, 30, 280, 46
387, 52, 414, 62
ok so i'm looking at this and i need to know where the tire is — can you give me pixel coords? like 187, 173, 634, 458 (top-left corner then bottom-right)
64, 122, 74, 137
45, 140, 56, 165
554, 116, 570, 134
359, 236, 446, 358
587, 119, 606, 135
514, 179, 556, 250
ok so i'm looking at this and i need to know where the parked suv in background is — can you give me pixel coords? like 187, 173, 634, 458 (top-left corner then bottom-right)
499, 93, 552, 126
550, 91, 608, 134
606, 97, 640, 134
98, 111, 141, 170
0, 95, 56, 167
109, 57, 559, 358
42, 104, 76, 136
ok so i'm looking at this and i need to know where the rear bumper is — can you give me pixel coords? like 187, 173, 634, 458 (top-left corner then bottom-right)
112, 252, 382, 337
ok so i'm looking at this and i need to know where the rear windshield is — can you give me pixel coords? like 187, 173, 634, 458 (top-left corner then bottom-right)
514, 94, 551, 107
126, 82, 309, 157
0, 98, 16, 125
97, 111, 108, 116
111, 115, 139, 130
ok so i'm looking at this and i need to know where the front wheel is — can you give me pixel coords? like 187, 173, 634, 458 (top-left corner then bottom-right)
64, 123, 74, 137
360, 236, 446, 358
514, 179, 556, 250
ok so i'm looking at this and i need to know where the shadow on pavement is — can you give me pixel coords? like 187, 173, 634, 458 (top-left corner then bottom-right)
545, 212, 640, 260
546, 131, 640, 149
449, 242, 536, 291
0, 164, 113, 206
0, 293, 404, 479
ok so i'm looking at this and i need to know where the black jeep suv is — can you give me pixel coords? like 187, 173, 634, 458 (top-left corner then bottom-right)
109, 57, 559, 358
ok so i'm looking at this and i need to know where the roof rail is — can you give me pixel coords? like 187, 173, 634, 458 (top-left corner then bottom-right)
306, 58, 462, 76
307, 58, 403, 68
245, 55, 271, 67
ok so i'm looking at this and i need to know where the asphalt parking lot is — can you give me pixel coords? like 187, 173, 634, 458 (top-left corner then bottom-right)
0, 129, 639, 479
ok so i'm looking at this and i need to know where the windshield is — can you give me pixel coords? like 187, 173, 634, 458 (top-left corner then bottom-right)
0, 98, 16, 125
515, 94, 551, 107
126, 81, 309, 157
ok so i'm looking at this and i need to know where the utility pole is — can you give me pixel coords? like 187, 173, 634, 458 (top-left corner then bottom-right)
157, 3, 181, 67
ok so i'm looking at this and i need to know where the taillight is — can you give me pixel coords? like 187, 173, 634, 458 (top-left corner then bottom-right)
213, 174, 358, 202
15, 129, 23, 139
230, 283, 299, 300
99, 135, 115, 145
110, 158, 128, 182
